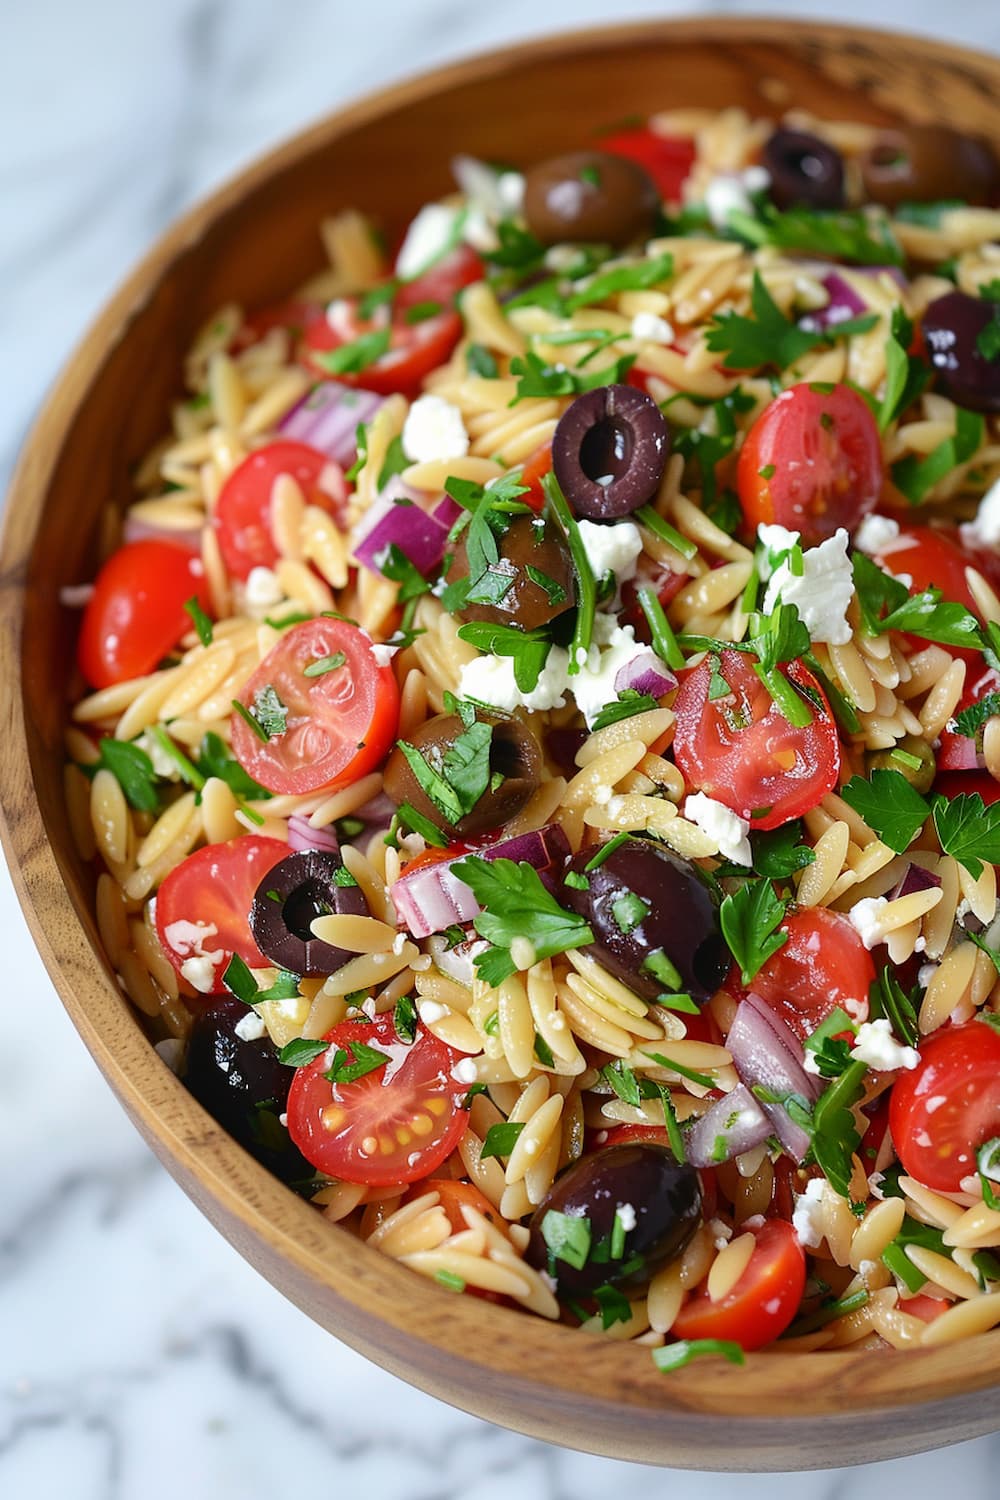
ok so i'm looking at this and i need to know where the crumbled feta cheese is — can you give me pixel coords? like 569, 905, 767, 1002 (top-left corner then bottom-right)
370, 643, 398, 667
234, 1010, 267, 1042
615, 1202, 637, 1232
544, 244, 582, 272
418, 1000, 450, 1025
136, 731, 181, 780
803, 1050, 822, 1077
917, 962, 938, 990
395, 203, 461, 280
704, 174, 753, 228
326, 298, 356, 338
630, 311, 675, 345
244, 566, 284, 609
762, 527, 854, 646
163, 919, 219, 957
961, 475, 1000, 550
742, 165, 771, 195
573, 625, 646, 727
577, 518, 643, 584
854, 513, 900, 555
401, 394, 469, 464
451, 1057, 480, 1085
756, 522, 801, 581
847, 896, 889, 950
708, 1216, 733, 1251
792, 1178, 829, 1248
392, 931, 408, 955
180, 955, 221, 994
684, 792, 752, 865
459, 645, 571, 713
852, 1018, 920, 1072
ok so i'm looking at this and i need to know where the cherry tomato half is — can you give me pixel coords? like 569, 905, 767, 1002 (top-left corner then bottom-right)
889, 1020, 1000, 1193
212, 439, 347, 582
737, 382, 882, 545
671, 1218, 806, 1351
519, 442, 552, 513
231, 617, 399, 797
77, 539, 212, 690
938, 661, 1000, 771
156, 835, 289, 984
286, 1012, 470, 1186
873, 522, 996, 619
672, 648, 841, 830
598, 125, 696, 203
734, 907, 874, 1041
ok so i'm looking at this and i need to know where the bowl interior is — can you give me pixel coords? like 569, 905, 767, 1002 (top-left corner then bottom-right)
4, 16, 1000, 1469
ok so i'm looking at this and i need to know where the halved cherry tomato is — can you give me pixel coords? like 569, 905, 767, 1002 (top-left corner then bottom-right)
231, 617, 399, 797
395, 243, 484, 308
734, 908, 874, 1041
155, 835, 289, 983
519, 442, 552, 513
672, 648, 841, 829
873, 522, 998, 666
231, 298, 321, 353
672, 1218, 806, 1350
899, 1294, 949, 1324
409, 1178, 510, 1239
889, 1020, 1000, 1193
77, 539, 212, 690
212, 439, 347, 582
938, 661, 1000, 771
737, 382, 882, 545
598, 125, 696, 203
286, 1011, 470, 1186
620, 553, 688, 641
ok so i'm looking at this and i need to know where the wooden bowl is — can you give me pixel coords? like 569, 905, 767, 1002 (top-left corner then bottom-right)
3, 16, 1000, 1469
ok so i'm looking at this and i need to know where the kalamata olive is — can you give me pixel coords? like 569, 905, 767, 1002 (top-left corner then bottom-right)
860, 125, 1000, 209
560, 837, 727, 1004
552, 384, 669, 522
249, 849, 368, 977
866, 734, 936, 794
185, 997, 311, 1184
525, 1143, 701, 1296
762, 128, 845, 211
922, 291, 1000, 414
446, 514, 574, 632
384, 711, 542, 839
523, 150, 660, 247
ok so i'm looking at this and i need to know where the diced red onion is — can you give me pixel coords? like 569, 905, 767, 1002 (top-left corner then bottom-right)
392, 823, 571, 939
801, 267, 907, 335
279, 381, 384, 467
890, 863, 943, 902
287, 815, 340, 854
122, 516, 202, 551
614, 649, 677, 699
725, 993, 820, 1162
351, 791, 398, 833
686, 1084, 772, 1169
353, 476, 456, 578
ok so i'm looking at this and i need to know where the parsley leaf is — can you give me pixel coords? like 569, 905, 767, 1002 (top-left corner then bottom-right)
466, 343, 499, 378
540, 1209, 591, 1270
705, 271, 826, 371
456, 619, 552, 693
508, 349, 635, 403
395, 716, 493, 826
377, 435, 410, 491
840, 770, 930, 853
868, 966, 920, 1050
184, 595, 213, 647
480, 1121, 526, 1160
303, 652, 346, 678
851, 552, 982, 649
591, 691, 660, 730
393, 992, 418, 1043
953, 691, 1000, 742
591, 1284, 634, 1330
323, 1040, 391, 1084
278, 1038, 329, 1068
878, 307, 931, 431
672, 388, 755, 505
314, 327, 391, 375
196, 731, 271, 803
932, 792, 1000, 878
719, 877, 788, 985
891, 407, 984, 505
452, 857, 594, 985
565, 252, 674, 311
377, 541, 433, 603
978, 317, 1000, 363
251, 684, 288, 739
652, 1339, 746, 1373
750, 821, 816, 879
810, 1059, 868, 1204
94, 737, 159, 813
803, 1008, 858, 1079
729, 204, 903, 267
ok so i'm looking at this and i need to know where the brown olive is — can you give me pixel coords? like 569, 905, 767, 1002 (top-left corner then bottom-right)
866, 735, 936, 795
445, 514, 574, 632
523, 150, 659, 247
383, 711, 542, 839
249, 850, 368, 977
763, 128, 846, 211
552, 384, 669, 521
860, 125, 1000, 209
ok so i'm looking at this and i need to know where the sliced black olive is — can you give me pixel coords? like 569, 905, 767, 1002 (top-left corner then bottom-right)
552, 384, 669, 521
866, 734, 936, 794
184, 997, 312, 1185
383, 711, 542, 839
762, 128, 846, 211
860, 125, 1000, 209
249, 849, 368, 977
525, 1143, 701, 1297
559, 837, 727, 1005
523, 149, 660, 247
922, 291, 1000, 414
445, 513, 574, 632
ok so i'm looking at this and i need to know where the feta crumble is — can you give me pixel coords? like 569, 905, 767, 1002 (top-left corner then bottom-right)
458, 616, 643, 727
792, 1178, 829, 1249
370, 643, 398, 667
401, 394, 469, 464
703, 166, 771, 229
395, 203, 461, 280
136, 731, 181, 780
630, 311, 675, 345
852, 1018, 920, 1072
961, 475, 1000, 551
417, 1000, 450, 1025
854, 513, 900, 555
577, 518, 643, 584
847, 896, 889, 950
244, 565, 285, 610
615, 1203, 637, 1232
180, 955, 222, 994
683, 792, 752, 866
762, 527, 854, 646
234, 1010, 267, 1042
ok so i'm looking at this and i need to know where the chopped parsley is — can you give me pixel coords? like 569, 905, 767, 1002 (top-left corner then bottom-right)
891, 407, 984, 505
933, 791, 1000, 879
92, 737, 159, 813
393, 992, 418, 1044
727, 203, 903, 267
671, 388, 755, 506
451, 856, 594, 986
508, 349, 635, 403
564, 252, 674, 311
278, 1038, 329, 1068
652, 1339, 746, 1373
466, 342, 499, 378
395, 715, 493, 826
953, 690, 1000, 742
456, 618, 552, 693
183, 595, 214, 647
719, 877, 788, 985
480, 1121, 526, 1160
315, 327, 391, 376
869, 966, 920, 1050
705, 271, 829, 371
591, 691, 661, 730
840, 769, 931, 853
540, 1209, 591, 1270
303, 652, 346, 678
323, 1040, 391, 1084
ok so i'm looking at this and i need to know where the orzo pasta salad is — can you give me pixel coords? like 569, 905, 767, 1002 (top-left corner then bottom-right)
65, 106, 1000, 1367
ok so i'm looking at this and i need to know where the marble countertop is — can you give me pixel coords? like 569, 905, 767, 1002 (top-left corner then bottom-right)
4, 1, 1000, 1495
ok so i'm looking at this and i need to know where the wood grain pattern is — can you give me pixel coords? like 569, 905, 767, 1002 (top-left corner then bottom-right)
2, 17, 1000, 1469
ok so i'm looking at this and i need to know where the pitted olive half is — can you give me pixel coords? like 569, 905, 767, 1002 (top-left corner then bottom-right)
445, 514, 575, 632
762, 128, 846, 211
860, 125, 1000, 208
523, 150, 660, 247
250, 850, 368, 977
552, 384, 670, 521
383, 711, 543, 839
922, 290, 1000, 414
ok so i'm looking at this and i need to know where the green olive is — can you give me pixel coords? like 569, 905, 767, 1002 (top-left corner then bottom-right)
445, 513, 575, 632
383, 711, 542, 839
523, 149, 660, 247
866, 734, 936, 794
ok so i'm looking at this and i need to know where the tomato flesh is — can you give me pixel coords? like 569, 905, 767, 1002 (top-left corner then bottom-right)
231, 617, 399, 796
212, 439, 347, 582
938, 662, 1000, 771
889, 1021, 1000, 1193
598, 126, 696, 202
286, 1012, 470, 1186
672, 1219, 806, 1350
672, 648, 840, 829
737, 382, 882, 545
77, 539, 212, 689
736, 908, 874, 1040
155, 835, 289, 985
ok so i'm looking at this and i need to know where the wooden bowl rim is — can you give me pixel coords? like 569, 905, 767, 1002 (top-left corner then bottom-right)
4, 12, 1000, 1445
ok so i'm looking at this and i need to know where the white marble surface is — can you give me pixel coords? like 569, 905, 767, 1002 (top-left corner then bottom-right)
4, 1, 1000, 1494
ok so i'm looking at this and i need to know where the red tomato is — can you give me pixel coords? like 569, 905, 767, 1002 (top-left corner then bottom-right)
873, 523, 997, 618
672, 648, 841, 829
739, 908, 874, 1041
77, 540, 212, 690
155, 835, 289, 983
412, 1178, 510, 1238
889, 1021, 1000, 1192
620, 554, 688, 642
899, 1294, 949, 1324
598, 126, 696, 202
212, 439, 346, 582
231, 298, 321, 353
672, 1218, 806, 1350
231, 617, 399, 796
938, 662, 1000, 771
395, 243, 484, 308
519, 443, 552, 513
737, 382, 882, 545
286, 1012, 470, 1186
935, 770, 1000, 806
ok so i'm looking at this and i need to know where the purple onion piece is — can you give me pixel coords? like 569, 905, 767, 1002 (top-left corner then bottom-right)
890, 863, 943, 902
685, 1084, 773, 1169
279, 381, 384, 467
392, 823, 571, 938
287, 815, 340, 855
122, 516, 202, 551
353, 479, 454, 577
614, 648, 677, 700
725, 993, 820, 1162
800, 268, 906, 335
